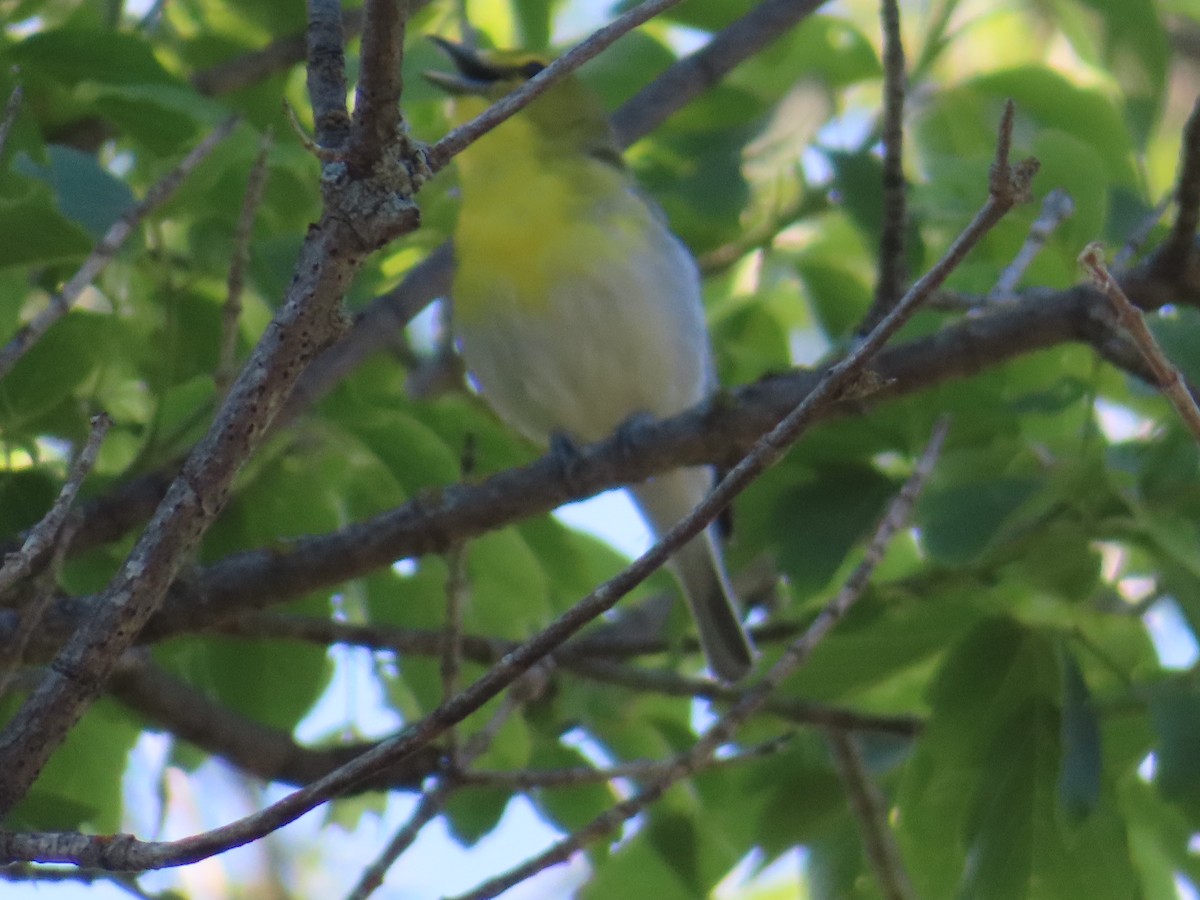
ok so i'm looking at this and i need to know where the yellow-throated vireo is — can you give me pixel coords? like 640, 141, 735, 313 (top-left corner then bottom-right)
427, 38, 755, 682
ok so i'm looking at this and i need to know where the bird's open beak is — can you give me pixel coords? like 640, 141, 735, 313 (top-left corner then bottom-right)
423, 36, 501, 95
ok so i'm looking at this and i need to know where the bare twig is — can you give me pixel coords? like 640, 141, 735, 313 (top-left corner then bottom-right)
0, 414, 111, 698
461, 734, 793, 790
194, 9, 366, 96
828, 728, 915, 900
107, 653, 438, 790
217, 129, 274, 395
448, 419, 949, 900
1157, 95, 1200, 277
989, 188, 1074, 302
0, 863, 152, 898
0, 118, 239, 381
1080, 242, 1200, 445
0, 81, 24, 162
612, 0, 830, 146
0, 414, 111, 597
1112, 195, 1170, 272
305, 0, 352, 151
347, 0, 410, 178
216, 611, 923, 736
346, 676, 539, 900
569, 657, 923, 737
863, 0, 909, 329
281, 242, 454, 423
426, 0, 689, 172
441, 542, 468, 759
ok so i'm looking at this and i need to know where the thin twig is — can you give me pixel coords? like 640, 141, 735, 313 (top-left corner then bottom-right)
426, 0, 689, 173
107, 652, 438, 790
0, 413, 111, 597
218, 611, 924, 737
828, 727, 915, 900
441, 543, 468, 760
1080, 242, 1200, 445
347, 0, 410, 178
612, 0, 830, 147
1157, 95, 1200, 277
989, 187, 1074, 302
0, 415, 110, 699
864, 0, 909, 330
461, 734, 794, 790
0, 118, 239, 381
448, 419, 950, 900
217, 129, 274, 396
195, 9, 366, 97
441, 438, 476, 761
1112, 195, 1170, 272
346, 676, 539, 900
0, 863, 153, 899
305, 0, 352, 150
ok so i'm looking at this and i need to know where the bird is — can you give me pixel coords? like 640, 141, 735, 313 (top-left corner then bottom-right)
425, 38, 755, 681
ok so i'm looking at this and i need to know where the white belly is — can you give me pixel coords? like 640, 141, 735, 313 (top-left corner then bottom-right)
457, 219, 713, 446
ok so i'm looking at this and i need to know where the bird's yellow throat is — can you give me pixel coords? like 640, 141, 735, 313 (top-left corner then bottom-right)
448, 94, 646, 325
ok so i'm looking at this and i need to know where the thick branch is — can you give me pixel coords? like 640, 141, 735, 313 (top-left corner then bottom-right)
0, 281, 1145, 662
347, 0, 409, 177
1158, 95, 1200, 276
305, 0, 351, 150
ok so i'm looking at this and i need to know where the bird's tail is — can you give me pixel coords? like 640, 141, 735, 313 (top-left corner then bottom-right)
631, 468, 755, 681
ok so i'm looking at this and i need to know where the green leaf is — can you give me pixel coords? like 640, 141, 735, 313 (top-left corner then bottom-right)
0, 183, 92, 269
15, 145, 135, 238
6, 699, 139, 831
582, 823, 694, 900
10, 28, 177, 86
0, 311, 110, 432
444, 786, 511, 846
156, 625, 333, 734
919, 476, 1042, 566
513, 0, 560, 50
1148, 681, 1200, 825
526, 742, 619, 833
1058, 648, 1103, 820
767, 463, 898, 595
1147, 306, 1200, 389
900, 618, 1138, 899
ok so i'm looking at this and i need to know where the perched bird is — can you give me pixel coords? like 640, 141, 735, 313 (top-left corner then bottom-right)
426, 38, 755, 681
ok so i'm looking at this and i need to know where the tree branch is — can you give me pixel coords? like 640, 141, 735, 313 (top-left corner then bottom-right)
347, 0, 410, 178
0, 0, 425, 812
1157, 94, 1200, 277
862, 0, 908, 330
448, 418, 949, 900
6, 280, 1145, 665
304, 0, 351, 150
612, 0, 831, 146
828, 727, 915, 900
107, 654, 438, 790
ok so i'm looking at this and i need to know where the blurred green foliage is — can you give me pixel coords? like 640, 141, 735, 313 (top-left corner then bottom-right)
2, 0, 1199, 897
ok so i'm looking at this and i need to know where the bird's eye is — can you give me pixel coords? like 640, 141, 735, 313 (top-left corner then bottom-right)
519, 61, 545, 79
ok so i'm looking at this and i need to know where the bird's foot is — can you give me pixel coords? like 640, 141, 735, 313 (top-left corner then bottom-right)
548, 431, 588, 497
614, 412, 656, 464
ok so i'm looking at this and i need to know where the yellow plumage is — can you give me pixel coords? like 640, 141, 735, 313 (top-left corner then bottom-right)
428, 39, 755, 681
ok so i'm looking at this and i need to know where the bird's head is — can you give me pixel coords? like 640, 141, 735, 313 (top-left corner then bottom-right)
424, 37, 547, 101
424, 37, 620, 165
